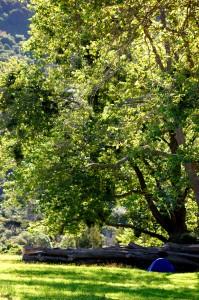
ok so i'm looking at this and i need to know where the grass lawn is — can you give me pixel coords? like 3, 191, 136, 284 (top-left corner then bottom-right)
0, 255, 198, 299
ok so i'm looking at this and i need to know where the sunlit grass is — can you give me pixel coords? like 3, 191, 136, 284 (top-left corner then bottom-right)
0, 255, 198, 299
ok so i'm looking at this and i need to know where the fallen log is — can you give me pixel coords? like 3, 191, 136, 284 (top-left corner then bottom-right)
163, 243, 199, 253
22, 243, 199, 272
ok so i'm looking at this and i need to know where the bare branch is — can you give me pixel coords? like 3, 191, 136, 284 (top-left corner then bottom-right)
122, 93, 152, 106
87, 156, 129, 169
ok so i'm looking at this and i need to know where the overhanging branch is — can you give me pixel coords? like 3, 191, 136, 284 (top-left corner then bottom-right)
132, 164, 173, 234
87, 147, 175, 170
106, 222, 168, 243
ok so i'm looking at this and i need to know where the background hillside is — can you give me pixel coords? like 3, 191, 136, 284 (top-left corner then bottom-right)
0, 0, 31, 60
0, 0, 35, 252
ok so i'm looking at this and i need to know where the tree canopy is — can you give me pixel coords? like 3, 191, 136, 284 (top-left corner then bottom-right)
0, 0, 198, 244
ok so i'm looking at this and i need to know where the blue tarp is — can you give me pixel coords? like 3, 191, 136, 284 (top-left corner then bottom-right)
148, 258, 175, 273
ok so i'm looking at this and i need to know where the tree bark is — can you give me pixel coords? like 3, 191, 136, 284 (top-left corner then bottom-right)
132, 164, 174, 234
175, 127, 199, 206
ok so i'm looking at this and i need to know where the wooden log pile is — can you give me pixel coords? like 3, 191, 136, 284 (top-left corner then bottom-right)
22, 243, 199, 272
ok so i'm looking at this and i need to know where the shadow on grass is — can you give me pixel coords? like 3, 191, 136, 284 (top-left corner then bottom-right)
1, 276, 198, 300
7, 267, 172, 284
1, 261, 198, 300
22, 295, 109, 300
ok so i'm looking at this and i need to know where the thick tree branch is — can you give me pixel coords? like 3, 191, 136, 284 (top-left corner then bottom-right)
143, 28, 165, 71
160, 136, 170, 146
159, 7, 172, 72
168, 130, 182, 190
175, 127, 199, 206
172, 186, 190, 232
169, 130, 179, 154
183, 38, 195, 68
106, 222, 168, 243
88, 147, 176, 170
88, 67, 120, 106
142, 158, 164, 194
179, 187, 190, 205
132, 164, 173, 233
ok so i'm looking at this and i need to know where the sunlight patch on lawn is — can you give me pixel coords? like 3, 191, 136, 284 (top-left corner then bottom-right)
0, 255, 198, 300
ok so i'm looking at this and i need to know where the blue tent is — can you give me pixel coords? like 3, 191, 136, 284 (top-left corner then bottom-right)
148, 258, 175, 273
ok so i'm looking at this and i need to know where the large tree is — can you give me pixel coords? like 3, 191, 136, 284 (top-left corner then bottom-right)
1, 0, 199, 243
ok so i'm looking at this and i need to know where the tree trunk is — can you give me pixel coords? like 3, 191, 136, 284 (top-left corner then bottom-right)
175, 127, 199, 206
22, 243, 199, 272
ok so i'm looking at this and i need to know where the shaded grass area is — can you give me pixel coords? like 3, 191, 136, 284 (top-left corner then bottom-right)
0, 255, 198, 299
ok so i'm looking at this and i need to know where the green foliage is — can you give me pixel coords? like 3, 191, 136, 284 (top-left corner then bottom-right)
117, 228, 158, 247
0, 58, 60, 136
14, 231, 51, 248
0, 0, 198, 244
77, 225, 103, 248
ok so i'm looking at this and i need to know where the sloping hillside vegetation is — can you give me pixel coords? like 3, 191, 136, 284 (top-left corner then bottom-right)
0, 1, 37, 251
0, 0, 31, 60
